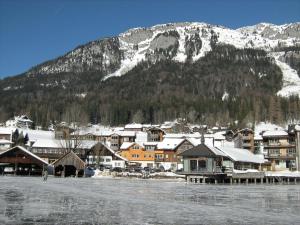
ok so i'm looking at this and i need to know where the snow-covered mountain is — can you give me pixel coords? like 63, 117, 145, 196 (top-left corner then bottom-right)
25, 22, 300, 97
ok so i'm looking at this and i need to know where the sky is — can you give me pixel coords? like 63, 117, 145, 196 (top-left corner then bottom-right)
0, 0, 299, 78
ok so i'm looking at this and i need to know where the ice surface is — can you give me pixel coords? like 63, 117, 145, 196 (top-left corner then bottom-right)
0, 176, 299, 225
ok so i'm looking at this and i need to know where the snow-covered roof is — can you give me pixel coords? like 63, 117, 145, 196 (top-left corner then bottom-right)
0, 127, 14, 135
179, 144, 227, 157
143, 142, 159, 146
124, 123, 142, 129
217, 147, 265, 164
254, 122, 284, 134
262, 130, 288, 137
213, 131, 226, 140
114, 131, 136, 137
32, 139, 63, 148
187, 138, 200, 146
0, 139, 12, 144
19, 129, 55, 142
120, 142, 134, 150
207, 145, 228, 157
32, 139, 97, 149
135, 131, 148, 144
160, 125, 172, 129
295, 125, 300, 131
157, 138, 185, 150
254, 134, 263, 140
0, 146, 48, 165
164, 132, 201, 139
93, 130, 113, 136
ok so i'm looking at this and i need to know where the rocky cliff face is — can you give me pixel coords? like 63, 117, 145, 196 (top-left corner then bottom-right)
22, 22, 300, 97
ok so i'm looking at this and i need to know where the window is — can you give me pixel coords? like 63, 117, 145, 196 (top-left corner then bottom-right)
269, 149, 280, 156
287, 149, 296, 155
155, 154, 163, 159
132, 145, 140, 150
132, 154, 139, 158
105, 158, 111, 162
269, 139, 279, 146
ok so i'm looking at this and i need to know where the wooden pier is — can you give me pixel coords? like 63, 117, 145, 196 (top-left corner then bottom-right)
185, 171, 300, 184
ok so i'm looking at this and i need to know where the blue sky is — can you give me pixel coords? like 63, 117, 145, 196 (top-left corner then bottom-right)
0, 0, 299, 78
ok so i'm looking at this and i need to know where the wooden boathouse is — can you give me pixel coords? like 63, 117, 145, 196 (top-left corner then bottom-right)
52, 150, 85, 177
177, 142, 228, 183
0, 146, 48, 176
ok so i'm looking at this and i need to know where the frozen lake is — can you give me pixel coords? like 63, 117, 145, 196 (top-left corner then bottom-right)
0, 176, 299, 225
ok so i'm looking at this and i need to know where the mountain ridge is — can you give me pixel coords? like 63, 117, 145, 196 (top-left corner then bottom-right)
1, 21, 300, 127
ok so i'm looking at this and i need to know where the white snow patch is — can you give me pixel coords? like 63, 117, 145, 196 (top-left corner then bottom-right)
222, 91, 229, 101
270, 52, 300, 97
173, 27, 187, 62
258, 72, 267, 78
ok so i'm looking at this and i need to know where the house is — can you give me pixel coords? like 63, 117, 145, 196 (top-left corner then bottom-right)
0, 146, 48, 176
86, 142, 127, 168
262, 130, 296, 171
109, 131, 136, 151
119, 142, 154, 168
5, 115, 33, 128
233, 128, 255, 152
146, 127, 165, 142
155, 138, 195, 170
178, 143, 265, 175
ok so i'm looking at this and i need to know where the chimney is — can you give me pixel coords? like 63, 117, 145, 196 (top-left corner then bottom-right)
201, 131, 205, 144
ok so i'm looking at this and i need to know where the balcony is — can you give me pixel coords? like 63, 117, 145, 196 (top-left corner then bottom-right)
242, 136, 251, 140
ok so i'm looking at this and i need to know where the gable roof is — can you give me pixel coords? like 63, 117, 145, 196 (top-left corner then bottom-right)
0, 146, 48, 165
262, 130, 288, 137
178, 144, 227, 157
217, 147, 265, 164
99, 142, 128, 161
157, 138, 185, 150
52, 150, 85, 169
120, 142, 135, 150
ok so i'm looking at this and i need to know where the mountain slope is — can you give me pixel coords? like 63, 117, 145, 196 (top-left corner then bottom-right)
1, 22, 300, 126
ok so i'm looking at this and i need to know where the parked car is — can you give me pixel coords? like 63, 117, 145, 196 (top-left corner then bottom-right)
84, 167, 95, 177
111, 167, 123, 172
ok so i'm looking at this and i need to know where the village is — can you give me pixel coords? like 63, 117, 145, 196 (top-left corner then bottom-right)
0, 115, 300, 184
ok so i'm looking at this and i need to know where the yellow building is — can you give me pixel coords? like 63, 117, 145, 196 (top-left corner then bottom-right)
119, 142, 155, 168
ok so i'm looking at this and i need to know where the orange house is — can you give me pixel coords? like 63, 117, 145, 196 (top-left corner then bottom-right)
119, 142, 155, 168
